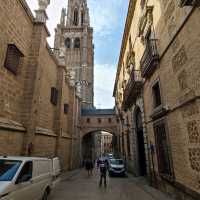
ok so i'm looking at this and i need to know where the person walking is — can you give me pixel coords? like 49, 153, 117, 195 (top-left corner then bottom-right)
99, 160, 108, 187
85, 159, 94, 176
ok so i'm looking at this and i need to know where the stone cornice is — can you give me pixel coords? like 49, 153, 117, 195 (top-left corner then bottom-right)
113, 0, 137, 96
0, 117, 26, 132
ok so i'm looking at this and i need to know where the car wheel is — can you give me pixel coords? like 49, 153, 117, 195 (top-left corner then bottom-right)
42, 190, 49, 200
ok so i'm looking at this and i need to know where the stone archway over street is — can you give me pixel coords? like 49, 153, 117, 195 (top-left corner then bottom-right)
80, 109, 120, 159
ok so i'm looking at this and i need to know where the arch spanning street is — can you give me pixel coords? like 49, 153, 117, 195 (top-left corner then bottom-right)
80, 109, 120, 159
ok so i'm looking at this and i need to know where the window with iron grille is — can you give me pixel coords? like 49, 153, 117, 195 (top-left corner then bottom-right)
64, 103, 69, 114
154, 121, 173, 177
152, 82, 162, 108
50, 87, 58, 106
4, 44, 24, 75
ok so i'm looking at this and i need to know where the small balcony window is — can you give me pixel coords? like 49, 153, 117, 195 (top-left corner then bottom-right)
4, 44, 24, 75
152, 82, 162, 108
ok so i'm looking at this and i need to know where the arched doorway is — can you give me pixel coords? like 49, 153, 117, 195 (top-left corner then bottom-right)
135, 107, 147, 176
81, 131, 118, 161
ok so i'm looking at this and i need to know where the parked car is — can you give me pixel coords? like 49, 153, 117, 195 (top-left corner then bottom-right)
107, 153, 114, 160
0, 156, 61, 200
108, 159, 126, 177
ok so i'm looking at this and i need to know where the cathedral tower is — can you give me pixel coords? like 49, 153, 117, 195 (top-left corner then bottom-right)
54, 0, 94, 108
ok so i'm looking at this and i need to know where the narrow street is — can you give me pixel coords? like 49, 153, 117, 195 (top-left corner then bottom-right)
50, 169, 172, 200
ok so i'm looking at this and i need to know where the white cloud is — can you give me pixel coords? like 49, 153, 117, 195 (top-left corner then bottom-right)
88, 0, 125, 37
94, 64, 116, 108
26, 0, 125, 44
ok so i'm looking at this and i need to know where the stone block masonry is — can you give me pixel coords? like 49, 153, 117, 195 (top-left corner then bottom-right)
0, 0, 81, 170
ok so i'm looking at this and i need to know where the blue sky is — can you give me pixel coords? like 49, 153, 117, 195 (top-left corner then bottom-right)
26, 0, 129, 108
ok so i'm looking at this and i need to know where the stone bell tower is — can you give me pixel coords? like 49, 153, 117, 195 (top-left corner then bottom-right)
54, 0, 94, 109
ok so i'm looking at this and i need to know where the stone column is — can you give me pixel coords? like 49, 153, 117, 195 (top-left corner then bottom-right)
21, 0, 50, 156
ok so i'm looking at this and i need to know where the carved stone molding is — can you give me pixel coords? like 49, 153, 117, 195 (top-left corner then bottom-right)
189, 148, 200, 172
172, 46, 188, 73
138, 6, 153, 40
187, 120, 200, 143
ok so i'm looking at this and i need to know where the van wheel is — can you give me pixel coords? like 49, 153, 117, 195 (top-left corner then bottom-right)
42, 190, 49, 200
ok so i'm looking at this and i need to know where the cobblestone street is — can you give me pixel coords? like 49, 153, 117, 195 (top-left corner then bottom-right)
50, 169, 172, 200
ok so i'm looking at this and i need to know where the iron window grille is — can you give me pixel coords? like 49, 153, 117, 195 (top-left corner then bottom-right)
154, 121, 173, 178
4, 44, 24, 75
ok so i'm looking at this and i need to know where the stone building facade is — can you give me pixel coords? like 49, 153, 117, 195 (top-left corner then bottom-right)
114, 0, 200, 199
54, 0, 94, 109
0, 0, 81, 170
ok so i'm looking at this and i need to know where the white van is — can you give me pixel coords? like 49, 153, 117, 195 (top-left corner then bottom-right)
0, 156, 61, 200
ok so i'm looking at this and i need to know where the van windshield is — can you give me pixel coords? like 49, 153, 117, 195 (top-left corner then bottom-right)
110, 159, 123, 165
0, 160, 22, 181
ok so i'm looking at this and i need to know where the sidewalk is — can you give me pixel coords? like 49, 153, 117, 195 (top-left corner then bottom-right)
60, 168, 81, 181
128, 175, 173, 200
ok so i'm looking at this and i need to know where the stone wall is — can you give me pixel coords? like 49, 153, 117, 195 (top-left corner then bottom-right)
114, 0, 200, 199
142, 1, 200, 199
0, 0, 80, 170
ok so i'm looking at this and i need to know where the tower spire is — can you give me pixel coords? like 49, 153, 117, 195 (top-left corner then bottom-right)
66, 0, 90, 27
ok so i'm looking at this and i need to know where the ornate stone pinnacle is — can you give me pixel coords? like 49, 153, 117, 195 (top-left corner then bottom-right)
38, 0, 50, 10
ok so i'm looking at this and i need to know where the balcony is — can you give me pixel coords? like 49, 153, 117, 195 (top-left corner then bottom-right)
123, 70, 143, 110
180, 0, 200, 7
140, 39, 159, 78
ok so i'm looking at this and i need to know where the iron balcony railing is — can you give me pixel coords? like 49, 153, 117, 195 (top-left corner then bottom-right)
123, 70, 143, 110
141, 39, 159, 78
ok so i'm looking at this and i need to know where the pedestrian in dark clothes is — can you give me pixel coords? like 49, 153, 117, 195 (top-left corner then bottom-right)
99, 160, 107, 187
85, 159, 94, 176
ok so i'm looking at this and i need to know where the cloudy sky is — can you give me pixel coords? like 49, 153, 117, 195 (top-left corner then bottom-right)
26, 0, 129, 108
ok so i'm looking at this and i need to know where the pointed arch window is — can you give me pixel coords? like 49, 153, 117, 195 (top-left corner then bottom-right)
81, 11, 85, 25
74, 38, 80, 48
65, 38, 71, 48
73, 9, 79, 26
